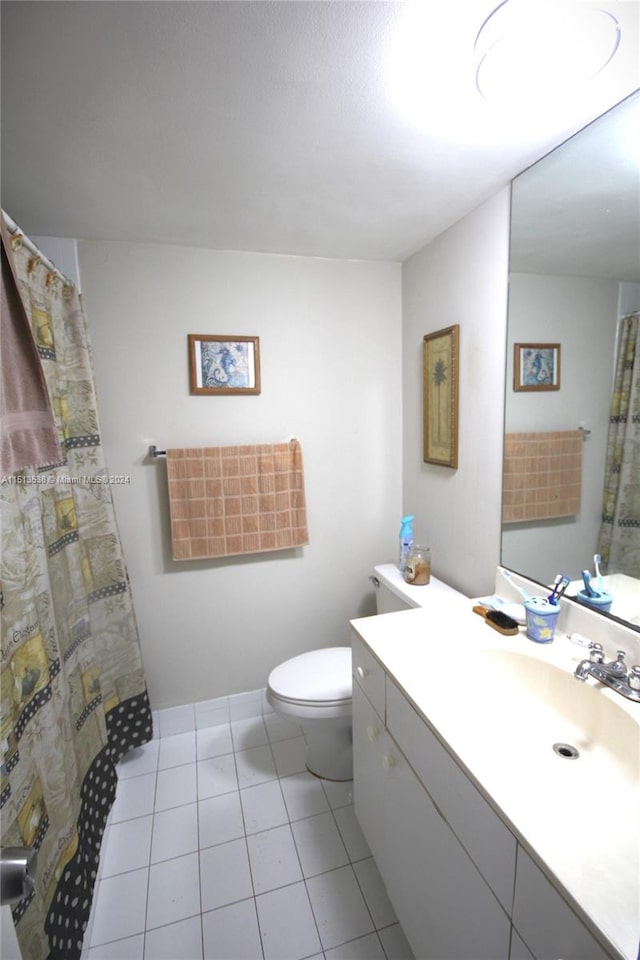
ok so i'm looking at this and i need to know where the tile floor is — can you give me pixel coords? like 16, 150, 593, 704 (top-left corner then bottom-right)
83, 709, 415, 960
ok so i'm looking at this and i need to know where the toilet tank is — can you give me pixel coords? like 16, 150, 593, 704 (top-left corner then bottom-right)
372, 563, 423, 613
372, 563, 467, 613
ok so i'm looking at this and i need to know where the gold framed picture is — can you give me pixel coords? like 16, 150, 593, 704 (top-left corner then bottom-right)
188, 334, 261, 395
423, 324, 459, 468
513, 343, 561, 391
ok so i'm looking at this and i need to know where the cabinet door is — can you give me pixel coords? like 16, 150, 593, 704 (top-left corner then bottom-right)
354, 683, 510, 960
352, 681, 390, 868
382, 741, 510, 960
512, 846, 613, 960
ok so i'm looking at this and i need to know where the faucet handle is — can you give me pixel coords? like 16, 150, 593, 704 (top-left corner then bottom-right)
628, 666, 640, 692
588, 642, 604, 663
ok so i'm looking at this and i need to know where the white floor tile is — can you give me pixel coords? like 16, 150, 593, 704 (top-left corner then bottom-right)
155, 763, 197, 811
199, 838, 253, 913
377, 922, 415, 960
116, 741, 159, 780
334, 804, 371, 861
325, 932, 386, 960
353, 857, 397, 929
321, 777, 354, 809
90, 869, 148, 946
110, 773, 156, 823
157, 704, 195, 737
157, 730, 196, 770
234, 744, 278, 789
198, 791, 244, 848
279, 772, 330, 822
197, 753, 238, 799
143, 915, 203, 960
202, 898, 263, 960
231, 716, 269, 750
247, 824, 303, 894
240, 779, 289, 835
229, 689, 263, 721
100, 816, 153, 877
264, 713, 304, 743
291, 812, 349, 878
146, 852, 200, 930
151, 803, 198, 864
255, 881, 322, 960
195, 697, 230, 729
196, 723, 233, 759
270, 735, 307, 777
306, 865, 374, 950
90, 696, 414, 960
88, 933, 145, 959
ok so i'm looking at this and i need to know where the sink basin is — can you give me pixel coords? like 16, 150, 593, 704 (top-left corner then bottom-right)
461, 647, 638, 791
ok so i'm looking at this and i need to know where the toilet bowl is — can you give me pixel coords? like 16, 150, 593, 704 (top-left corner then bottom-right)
266, 647, 353, 781
266, 566, 431, 782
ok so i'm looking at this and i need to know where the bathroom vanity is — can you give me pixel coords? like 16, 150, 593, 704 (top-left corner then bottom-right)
350, 572, 640, 960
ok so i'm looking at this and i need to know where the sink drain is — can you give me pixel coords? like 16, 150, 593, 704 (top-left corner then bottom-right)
553, 742, 580, 760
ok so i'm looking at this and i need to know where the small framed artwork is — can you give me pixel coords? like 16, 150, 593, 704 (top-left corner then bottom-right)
423, 324, 459, 468
188, 334, 261, 395
513, 343, 561, 392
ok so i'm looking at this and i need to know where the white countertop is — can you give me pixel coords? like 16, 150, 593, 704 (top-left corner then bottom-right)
350, 599, 640, 960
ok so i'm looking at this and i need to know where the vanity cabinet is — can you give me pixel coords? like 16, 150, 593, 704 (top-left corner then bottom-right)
352, 634, 620, 960
353, 678, 510, 959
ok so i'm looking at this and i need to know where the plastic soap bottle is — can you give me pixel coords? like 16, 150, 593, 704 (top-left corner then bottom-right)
398, 515, 415, 574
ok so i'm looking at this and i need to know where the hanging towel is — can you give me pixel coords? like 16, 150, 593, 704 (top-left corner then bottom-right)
502, 430, 582, 523
0, 219, 62, 474
166, 440, 309, 560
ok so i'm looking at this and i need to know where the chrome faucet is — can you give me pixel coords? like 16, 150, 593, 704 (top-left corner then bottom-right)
574, 643, 640, 702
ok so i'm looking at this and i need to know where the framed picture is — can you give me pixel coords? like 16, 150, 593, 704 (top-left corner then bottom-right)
188, 334, 261, 395
513, 343, 561, 392
423, 324, 459, 468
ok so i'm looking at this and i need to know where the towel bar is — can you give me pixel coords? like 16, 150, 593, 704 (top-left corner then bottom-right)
149, 438, 298, 459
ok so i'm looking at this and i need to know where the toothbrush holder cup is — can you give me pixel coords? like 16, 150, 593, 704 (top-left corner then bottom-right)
524, 597, 560, 643
576, 590, 613, 614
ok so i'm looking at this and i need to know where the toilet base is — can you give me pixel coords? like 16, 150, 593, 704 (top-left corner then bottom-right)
302, 720, 353, 781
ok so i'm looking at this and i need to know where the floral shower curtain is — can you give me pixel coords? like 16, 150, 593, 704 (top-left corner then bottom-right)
1, 220, 153, 960
597, 312, 640, 578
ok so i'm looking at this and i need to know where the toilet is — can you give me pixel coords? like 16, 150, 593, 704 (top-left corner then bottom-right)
266, 564, 424, 781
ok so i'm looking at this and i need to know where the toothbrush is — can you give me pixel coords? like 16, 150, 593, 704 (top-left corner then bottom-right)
501, 569, 532, 602
548, 574, 570, 605
593, 553, 604, 592
581, 570, 598, 598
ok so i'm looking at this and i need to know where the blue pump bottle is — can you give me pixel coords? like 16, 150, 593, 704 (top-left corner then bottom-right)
399, 515, 415, 573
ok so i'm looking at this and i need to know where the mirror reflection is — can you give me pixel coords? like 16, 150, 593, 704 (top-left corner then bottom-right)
502, 90, 640, 629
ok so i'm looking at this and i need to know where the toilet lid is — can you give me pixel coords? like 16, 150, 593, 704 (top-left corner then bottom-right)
268, 647, 352, 703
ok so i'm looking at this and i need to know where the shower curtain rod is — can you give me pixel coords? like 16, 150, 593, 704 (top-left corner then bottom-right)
2, 210, 73, 285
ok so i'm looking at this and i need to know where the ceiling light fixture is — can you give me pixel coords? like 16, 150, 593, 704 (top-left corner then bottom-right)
474, 0, 621, 104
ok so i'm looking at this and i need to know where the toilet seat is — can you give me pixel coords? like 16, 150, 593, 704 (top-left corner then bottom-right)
267, 647, 352, 705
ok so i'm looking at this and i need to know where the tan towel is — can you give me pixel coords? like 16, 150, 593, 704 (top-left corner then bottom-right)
502, 430, 582, 523
166, 440, 309, 560
1, 219, 62, 474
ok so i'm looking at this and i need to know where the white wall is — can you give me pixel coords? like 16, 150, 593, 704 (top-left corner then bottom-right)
78, 240, 402, 709
502, 273, 619, 583
402, 189, 511, 598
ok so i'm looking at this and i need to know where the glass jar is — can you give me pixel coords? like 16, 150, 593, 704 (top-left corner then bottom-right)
404, 545, 431, 585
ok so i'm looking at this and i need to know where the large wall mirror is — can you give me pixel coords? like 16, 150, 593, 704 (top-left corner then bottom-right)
502, 89, 640, 630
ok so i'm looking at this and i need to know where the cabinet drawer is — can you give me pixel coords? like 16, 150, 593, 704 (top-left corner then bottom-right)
386, 677, 516, 912
351, 634, 385, 719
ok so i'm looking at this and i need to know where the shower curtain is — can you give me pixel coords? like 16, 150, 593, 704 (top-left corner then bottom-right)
597, 312, 640, 578
1, 220, 153, 960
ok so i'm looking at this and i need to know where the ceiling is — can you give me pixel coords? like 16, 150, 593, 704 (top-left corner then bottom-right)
2, 0, 639, 262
